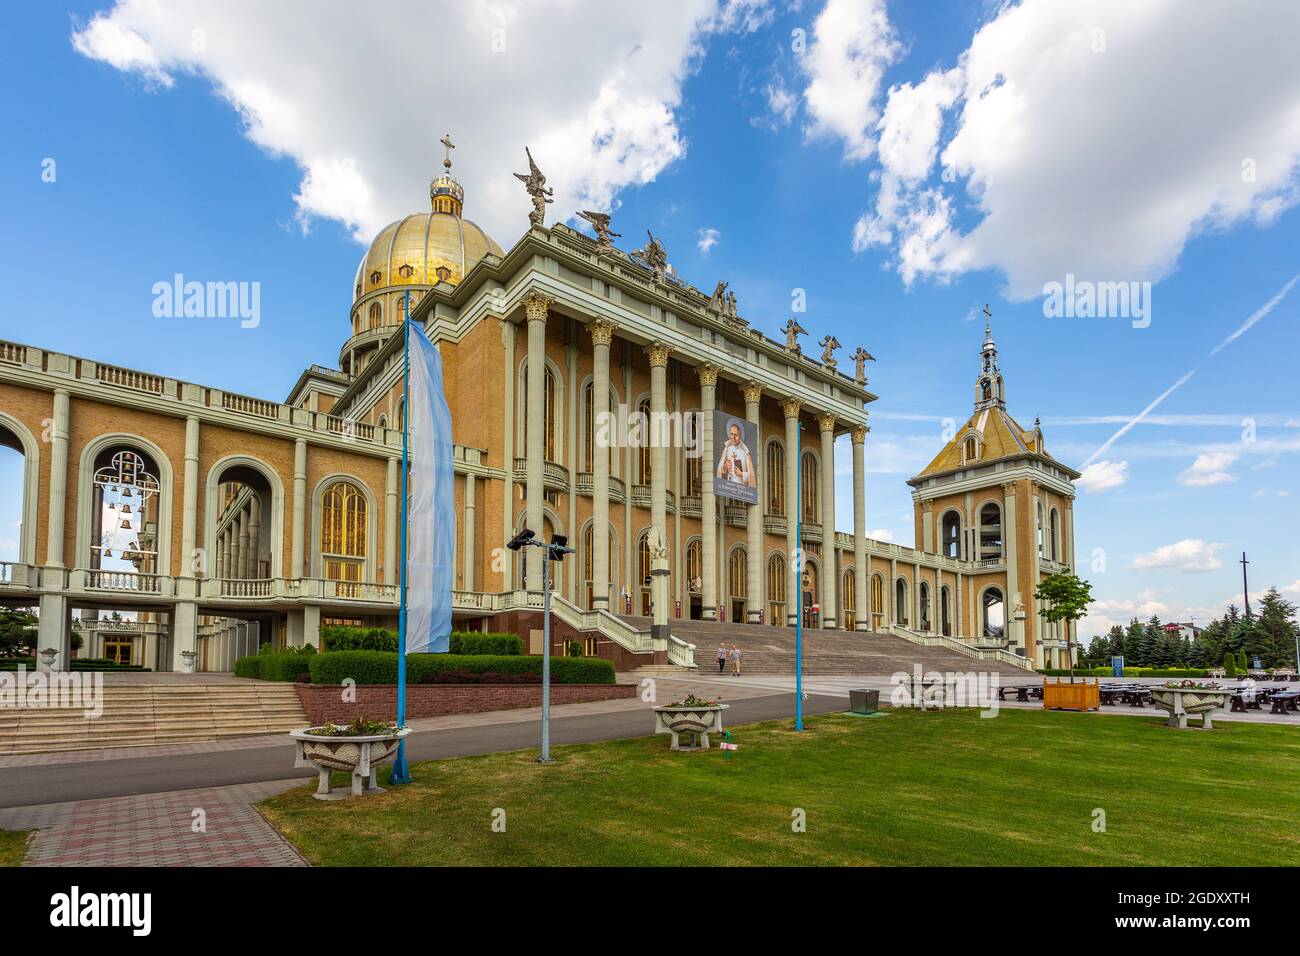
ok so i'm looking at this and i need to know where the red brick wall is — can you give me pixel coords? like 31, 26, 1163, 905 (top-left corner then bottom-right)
293, 681, 637, 724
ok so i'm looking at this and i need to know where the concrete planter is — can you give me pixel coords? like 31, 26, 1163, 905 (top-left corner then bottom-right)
1149, 688, 1232, 730
290, 727, 412, 799
180, 650, 197, 674
653, 703, 728, 750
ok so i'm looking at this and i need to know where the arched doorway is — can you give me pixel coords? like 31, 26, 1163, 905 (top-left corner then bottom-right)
727, 547, 747, 623
982, 587, 1006, 639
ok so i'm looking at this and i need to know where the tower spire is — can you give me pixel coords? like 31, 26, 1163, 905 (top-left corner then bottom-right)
974, 305, 1005, 411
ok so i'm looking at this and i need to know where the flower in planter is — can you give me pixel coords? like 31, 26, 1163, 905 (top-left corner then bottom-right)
666, 694, 718, 708
305, 717, 399, 737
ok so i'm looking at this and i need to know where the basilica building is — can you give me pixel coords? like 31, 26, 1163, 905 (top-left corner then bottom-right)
0, 147, 1079, 673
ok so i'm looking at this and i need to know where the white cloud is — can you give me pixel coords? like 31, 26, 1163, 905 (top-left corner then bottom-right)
696, 227, 720, 256
1131, 538, 1224, 573
800, 0, 902, 161
763, 79, 798, 127
1076, 459, 1128, 493
71, 0, 741, 246
848, 0, 1300, 297
1178, 452, 1237, 487
1282, 579, 1300, 595
867, 528, 895, 542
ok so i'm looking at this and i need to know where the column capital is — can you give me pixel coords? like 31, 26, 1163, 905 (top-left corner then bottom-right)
850, 425, 869, 444
521, 290, 553, 323
696, 363, 720, 387
817, 412, 837, 433
742, 380, 763, 405
1001, 480, 1018, 495
781, 397, 802, 420
588, 317, 617, 347
644, 341, 671, 368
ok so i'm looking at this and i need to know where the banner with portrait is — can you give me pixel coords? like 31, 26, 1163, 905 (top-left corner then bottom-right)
712, 411, 758, 505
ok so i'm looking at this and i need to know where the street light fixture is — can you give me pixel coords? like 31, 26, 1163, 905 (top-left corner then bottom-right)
507, 528, 573, 762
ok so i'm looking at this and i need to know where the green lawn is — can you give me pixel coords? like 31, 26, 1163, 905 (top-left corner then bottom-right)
259, 709, 1300, 866
0, 830, 30, 867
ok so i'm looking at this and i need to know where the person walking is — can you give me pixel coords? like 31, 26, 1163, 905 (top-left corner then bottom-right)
717, 643, 727, 674
730, 643, 742, 677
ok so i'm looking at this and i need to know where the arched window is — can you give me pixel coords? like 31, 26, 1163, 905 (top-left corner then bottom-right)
636, 398, 652, 484
802, 562, 819, 628
940, 585, 952, 636
870, 574, 884, 630
523, 362, 560, 463
368, 301, 382, 330
964, 435, 978, 462
800, 451, 819, 523
1050, 508, 1060, 562
582, 382, 594, 473
766, 441, 786, 515
581, 523, 614, 609
895, 577, 908, 626
685, 450, 701, 496
919, 580, 931, 631
637, 531, 652, 615
90, 447, 162, 577
941, 511, 961, 558
982, 587, 1006, 639
1037, 501, 1045, 557
979, 502, 1003, 560
377, 415, 388, 430
842, 567, 857, 630
767, 552, 786, 626
686, 540, 702, 592
728, 548, 747, 598
321, 481, 367, 582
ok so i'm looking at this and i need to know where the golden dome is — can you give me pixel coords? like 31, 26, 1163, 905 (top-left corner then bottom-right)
352, 143, 503, 301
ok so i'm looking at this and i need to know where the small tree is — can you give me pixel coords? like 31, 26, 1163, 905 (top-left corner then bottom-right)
1035, 572, 1094, 681
1223, 651, 1237, 677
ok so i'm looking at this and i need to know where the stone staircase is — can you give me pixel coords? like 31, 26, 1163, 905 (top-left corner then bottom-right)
619, 617, 1035, 678
0, 682, 309, 756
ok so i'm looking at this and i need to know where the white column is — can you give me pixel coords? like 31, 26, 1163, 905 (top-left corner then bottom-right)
1002, 480, 1019, 650
180, 415, 200, 578
699, 364, 719, 621
782, 398, 801, 625
522, 291, 552, 592
851, 425, 869, 631
237, 506, 250, 578
45, 389, 70, 568
818, 413, 838, 628
248, 497, 261, 578
646, 342, 670, 624
743, 381, 763, 623
463, 473, 476, 591
590, 319, 616, 610
292, 438, 307, 578
500, 319, 516, 589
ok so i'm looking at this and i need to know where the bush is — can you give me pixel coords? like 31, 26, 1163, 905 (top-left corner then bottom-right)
1037, 666, 1210, 678
234, 655, 261, 679
319, 626, 523, 656
237, 645, 317, 681
308, 651, 614, 686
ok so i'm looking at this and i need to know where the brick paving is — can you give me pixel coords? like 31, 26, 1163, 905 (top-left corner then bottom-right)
0, 780, 308, 867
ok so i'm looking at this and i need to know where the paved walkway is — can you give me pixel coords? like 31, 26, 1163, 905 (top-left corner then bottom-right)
0, 780, 307, 866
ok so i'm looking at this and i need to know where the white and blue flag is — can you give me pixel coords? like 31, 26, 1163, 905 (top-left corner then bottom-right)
404, 320, 454, 653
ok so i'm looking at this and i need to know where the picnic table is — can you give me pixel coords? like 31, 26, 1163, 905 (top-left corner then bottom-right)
1099, 682, 1151, 707
1270, 691, 1299, 715
997, 684, 1044, 702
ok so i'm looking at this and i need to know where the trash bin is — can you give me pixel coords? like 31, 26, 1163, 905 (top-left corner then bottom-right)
849, 689, 879, 714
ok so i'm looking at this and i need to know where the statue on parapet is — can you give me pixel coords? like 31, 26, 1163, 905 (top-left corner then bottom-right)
578, 210, 620, 256
851, 346, 875, 385
514, 147, 554, 228
632, 230, 669, 283
782, 317, 807, 353
819, 334, 841, 369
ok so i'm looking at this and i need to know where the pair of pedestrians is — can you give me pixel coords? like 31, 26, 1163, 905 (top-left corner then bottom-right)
716, 643, 742, 676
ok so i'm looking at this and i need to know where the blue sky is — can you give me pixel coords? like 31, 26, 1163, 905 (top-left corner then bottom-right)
1, 0, 1297, 636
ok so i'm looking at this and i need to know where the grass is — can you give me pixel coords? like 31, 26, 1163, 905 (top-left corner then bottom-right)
259, 709, 1300, 866
0, 830, 31, 867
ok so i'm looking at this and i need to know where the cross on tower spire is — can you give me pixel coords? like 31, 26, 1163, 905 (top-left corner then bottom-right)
440, 133, 455, 171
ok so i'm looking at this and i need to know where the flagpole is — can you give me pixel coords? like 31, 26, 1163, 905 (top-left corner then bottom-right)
390, 293, 413, 785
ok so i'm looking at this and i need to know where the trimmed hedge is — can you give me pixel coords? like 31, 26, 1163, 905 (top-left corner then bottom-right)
319, 626, 523, 656
308, 651, 614, 686
1038, 666, 1210, 678
235, 646, 317, 681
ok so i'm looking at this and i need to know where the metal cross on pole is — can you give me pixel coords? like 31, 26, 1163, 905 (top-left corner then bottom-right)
1240, 552, 1251, 619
